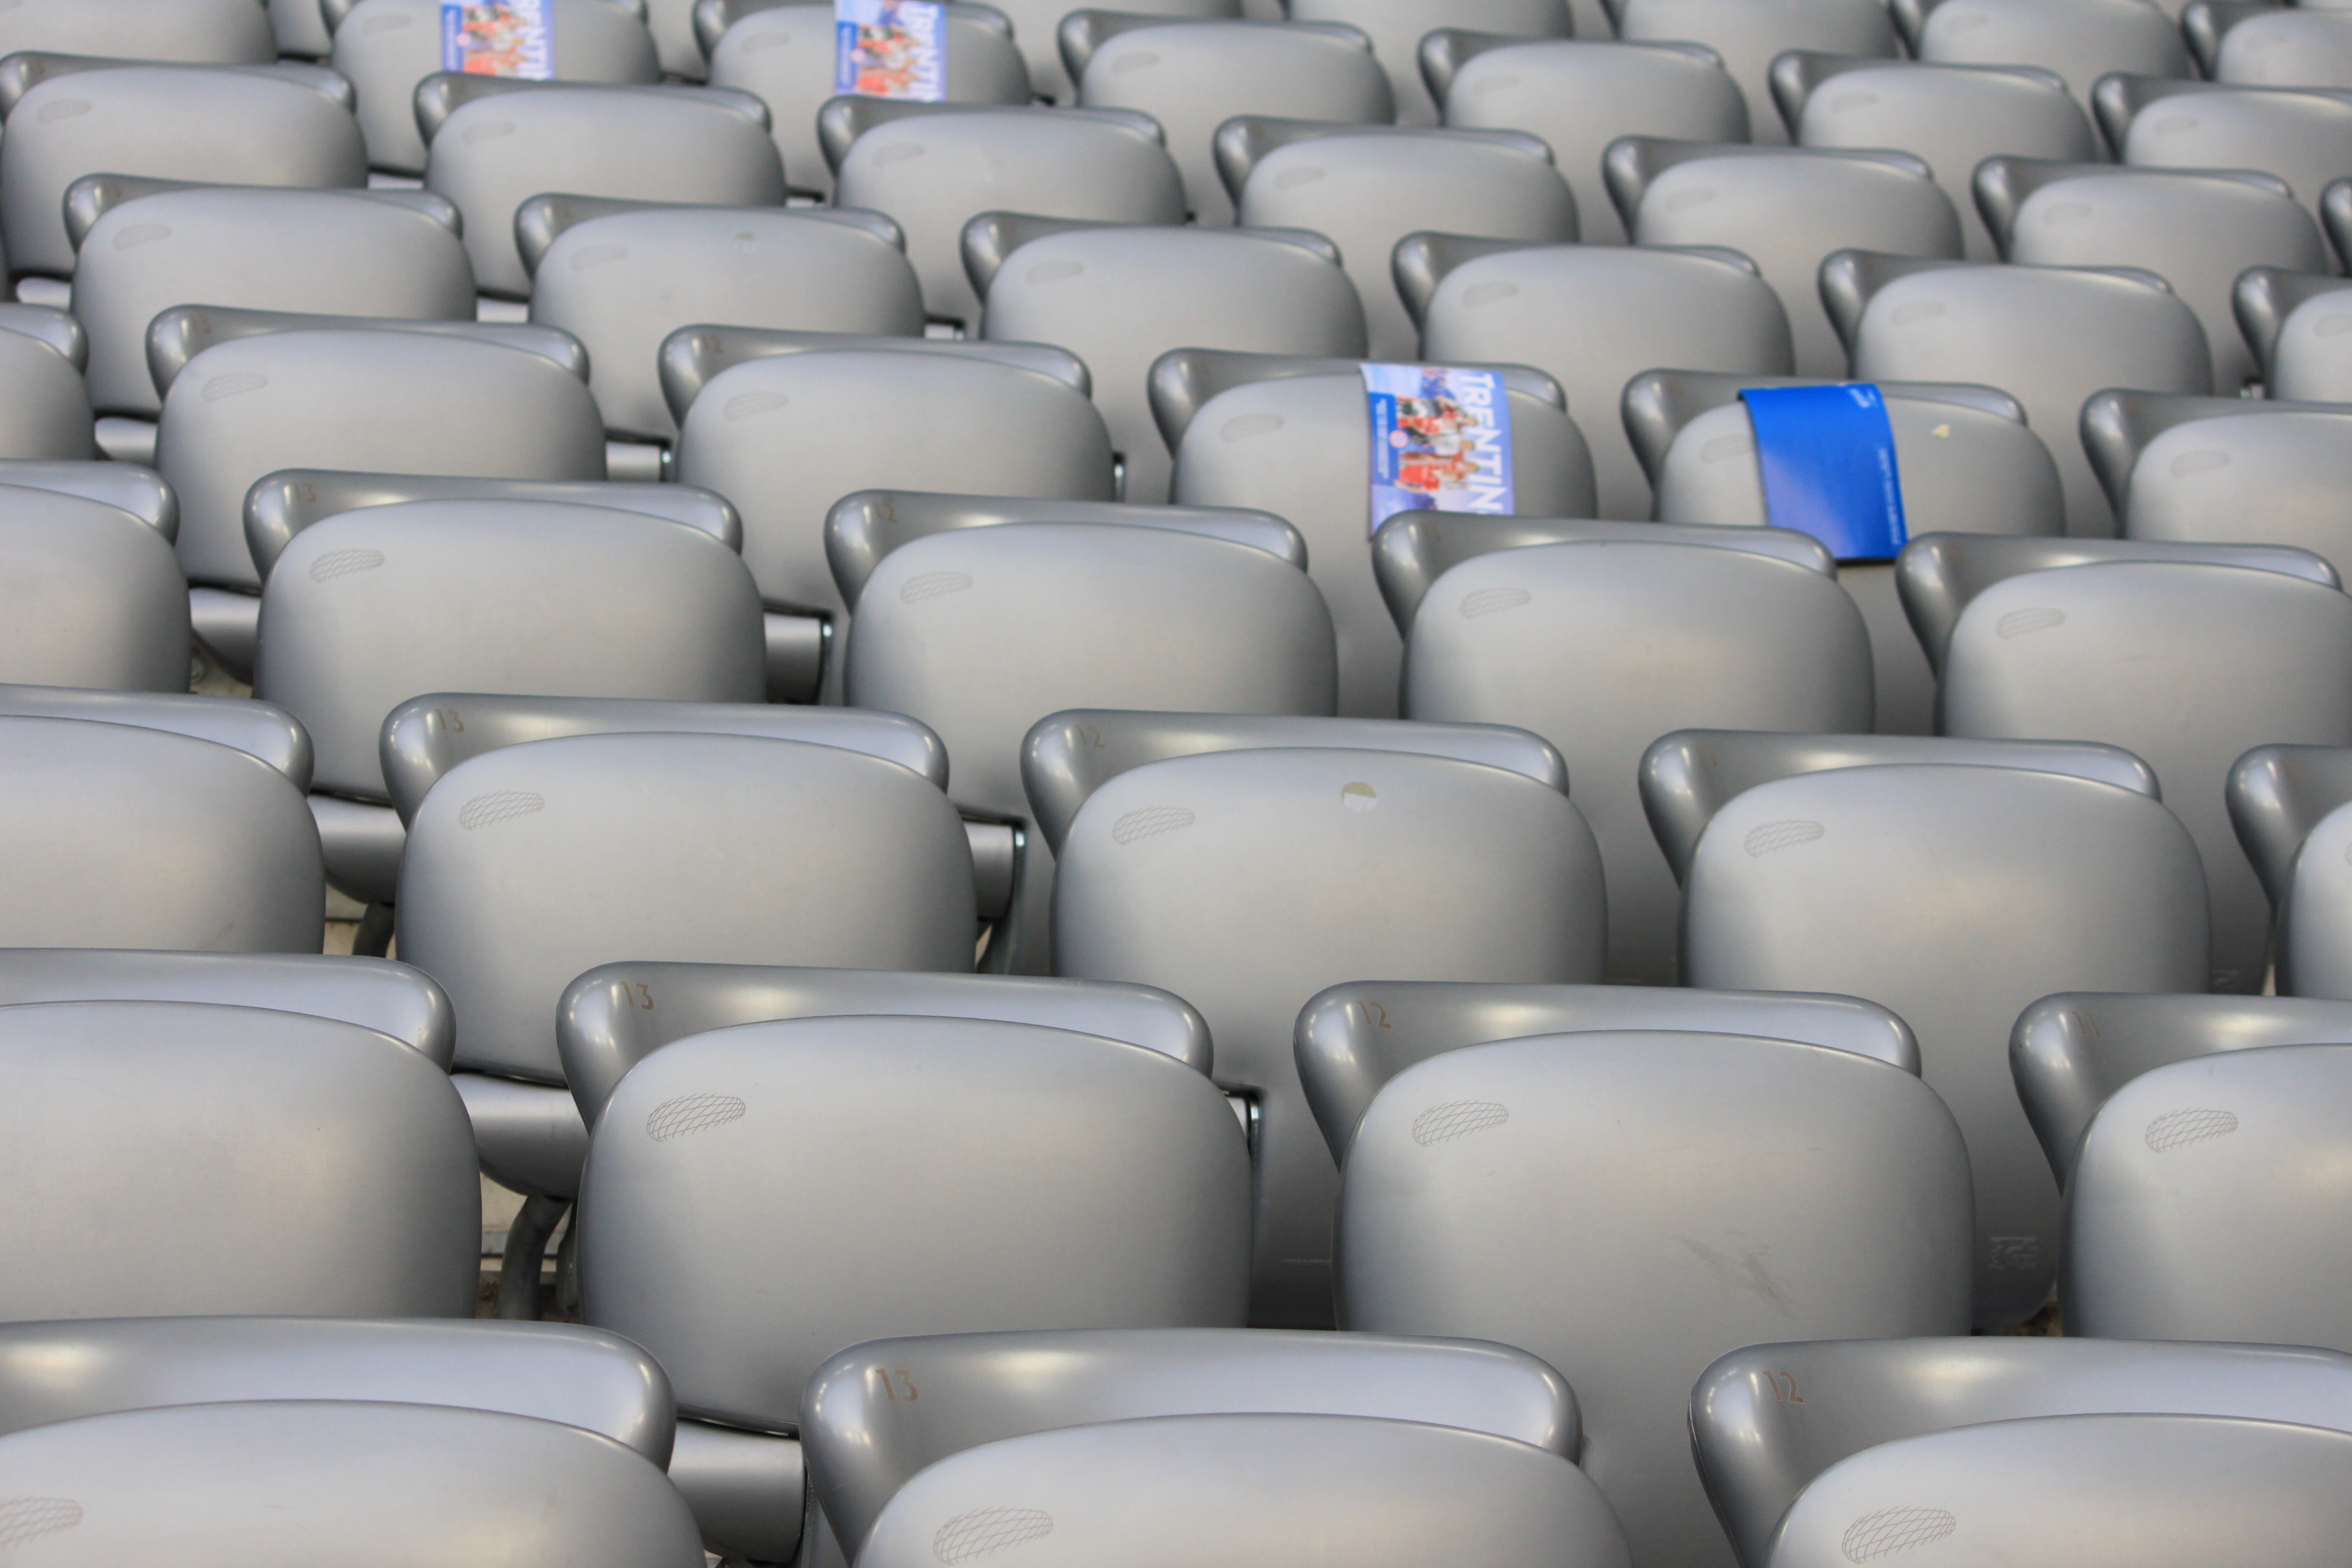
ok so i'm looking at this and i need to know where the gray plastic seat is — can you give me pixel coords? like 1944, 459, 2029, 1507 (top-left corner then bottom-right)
982, 227, 1369, 506
1070, 18, 1393, 227
806, 1327, 1582, 1565
1780, 58, 2097, 260
0, 485, 188, 692
1033, 708, 1603, 1326
1333, 1028, 1971, 1568
1905, 537, 2352, 992
1631, 371, 2063, 735
2065, 1042, 2352, 1349
2106, 79, 2352, 221
2230, 742, 2352, 998
1653, 730, 2208, 1325
0, 1400, 702, 1568
1433, 37, 1745, 246
0, 63, 365, 280
421, 80, 781, 298
1160, 353, 1592, 717
0, 999, 474, 1318
526, 203, 922, 442
0, 312, 97, 460
0, 681, 310, 786
830, 105, 1188, 329
862, 1414, 1631, 1568
1285, 0, 1567, 125
1391, 528, 1868, 983
706, 3, 1027, 201
1918, 0, 2190, 103
1980, 160, 2325, 393
1616, 0, 1897, 145
833, 493, 1336, 970
2217, 5, 2352, 88
995, 0, 1237, 105
0, 0, 274, 60
71, 186, 475, 419
2250, 273, 2352, 403
152, 324, 606, 676
1414, 242, 1793, 519
0, 716, 323, 952
1616, 141, 1963, 378
329, 0, 662, 174
1768, 1413, 2352, 1568
1838, 253, 2212, 534
2012, 992, 2352, 1184
1226, 122, 1575, 361
1695, 1335, 2352, 1568
574, 1013, 1250, 1549
0, 457, 174, 534
671, 333, 1114, 681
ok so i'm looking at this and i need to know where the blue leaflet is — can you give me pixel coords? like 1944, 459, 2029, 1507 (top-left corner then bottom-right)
1361, 363, 1515, 535
1738, 383, 1908, 562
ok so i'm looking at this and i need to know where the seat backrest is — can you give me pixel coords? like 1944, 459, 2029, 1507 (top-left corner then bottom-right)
0, 322, 97, 461
422, 80, 783, 295
806, 1329, 1577, 1559
1401, 538, 1870, 983
253, 500, 765, 800
154, 329, 607, 592
1074, 19, 1392, 227
2232, 745, 2352, 985
0, 485, 188, 692
0, 999, 476, 1318
1287, 0, 1568, 125
1848, 258, 2211, 534
1298, 979, 1918, 1165
1160, 354, 1589, 714
578, 1013, 1249, 1428
2012, 992, 2352, 1183
2114, 80, 2352, 218
1618, 0, 1895, 145
0, 680, 309, 785
1439, 39, 1745, 245
72, 187, 474, 417
860, 1413, 1628, 1568
0, 716, 323, 951
1769, 1413, 2352, 1568
2065, 1042, 2352, 1349
1226, 122, 1575, 361
0, 1399, 704, 1568
1695, 1336, 2352, 1568
399, 731, 977, 1080
1678, 757, 2208, 1327
2100, 402, 2352, 587
0, 66, 364, 276
987, 0, 1237, 107
1040, 710, 1601, 1327
2268, 278, 2352, 402
1339, 1029, 1972, 1568
2218, 5, 2352, 88
529, 204, 923, 440
0, 458, 173, 535
1918, 0, 2190, 101
0, 0, 276, 61
0, 1318, 671, 1458
1418, 243, 1793, 519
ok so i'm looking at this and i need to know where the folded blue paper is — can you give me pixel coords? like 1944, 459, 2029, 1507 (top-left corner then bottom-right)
1739, 383, 1908, 561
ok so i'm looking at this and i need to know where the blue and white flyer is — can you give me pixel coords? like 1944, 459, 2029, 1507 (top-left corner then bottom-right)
1738, 382, 1909, 561
1362, 363, 1514, 532
836, 0, 948, 100
441, 0, 554, 76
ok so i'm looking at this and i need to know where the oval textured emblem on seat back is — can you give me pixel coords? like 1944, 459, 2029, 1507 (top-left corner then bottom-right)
1744, 820, 1824, 857
457, 790, 544, 830
2144, 1107, 2238, 1152
309, 548, 386, 583
1411, 1100, 1508, 1145
203, 372, 269, 402
1995, 607, 2064, 640
1840, 1506, 1956, 1562
1458, 585, 1531, 619
0, 1498, 82, 1549
646, 1092, 747, 1142
1111, 805, 1193, 845
900, 570, 974, 603
933, 1506, 1052, 1565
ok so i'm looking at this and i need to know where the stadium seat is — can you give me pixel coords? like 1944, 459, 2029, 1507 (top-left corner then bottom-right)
1158, 351, 1592, 716
1411, 241, 1793, 519
1767, 1414, 2352, 1568
1068, 16, 1394, 227
0, 312, 96, 461
0, 681, 309, 787
1430, 36, 1746, 246
1902, 535, 2352, 992
1288, 0, 1567, 126
0, 486, 189, 692
1914, 0, 2190, 103
0, 0, 275, 60
0, 945, 446, 1060
2210, 3, 2352, 89
1831, 252, 2212, 534
2230, 742, 2352, 998
0, 457, 173, 533
979, 225, 1369, 505
1032, 708, 1604, 1326
832, 491, 1336, 970
1613, 140, 1963, 378
2100, 78, 2352, 223
1331, 1027, 1971, 1568
1616, 0, 1897, 144
993, 0, 1237, 107
1388, 525, 1868, 983
1649, 728, 2208, 1326
2240, 269, 2352, 403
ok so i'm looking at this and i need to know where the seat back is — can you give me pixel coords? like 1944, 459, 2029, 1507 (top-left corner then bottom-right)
0, 485, 188, 691
1161, 353, 1590, 715
860, 1414, 1628, 1568
0, 681, 310, 785
1918, 0, 2190, 102
1338, 1029, 1972, 1568
1038, 710, 1603, 1326
0, 999, 475, 1318
1677, 757, 2209, 1326
2219, 6, 2352, 88
2270, 281, 2352, 402
1287, 0, 1569, 125
1695, 1336, 2352, 1568
0, 0, 275, 60
1400, 538, 1870, 983
0, 318, 97, 460
578, 1013, 1250, 1429
990, 0, 1235, 106
0, 716, 323, 951
0, 1400, 704, 1568
2114, 80, 2352, 218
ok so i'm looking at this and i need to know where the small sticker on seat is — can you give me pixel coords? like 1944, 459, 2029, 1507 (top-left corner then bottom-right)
837, 0, 947, 100
441, 0, 553, 76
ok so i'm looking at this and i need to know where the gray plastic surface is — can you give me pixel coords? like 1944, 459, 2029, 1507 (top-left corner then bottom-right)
0, 683, 310, 785
1618, 0, 1895, 144
0, 485, 188, 692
